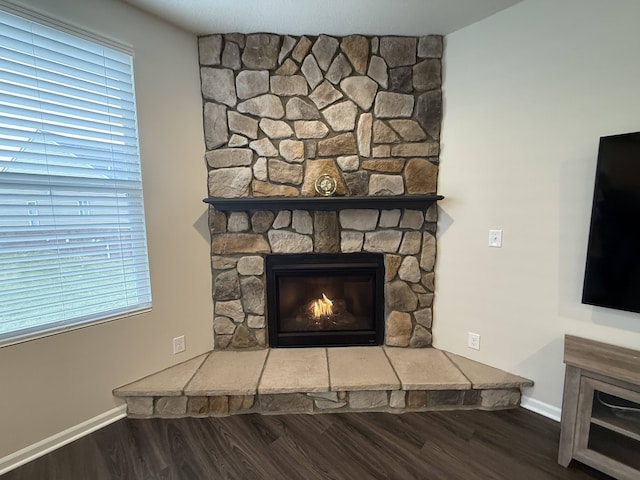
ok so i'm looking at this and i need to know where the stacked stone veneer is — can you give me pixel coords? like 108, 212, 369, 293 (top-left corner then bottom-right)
199, 33, 443, 350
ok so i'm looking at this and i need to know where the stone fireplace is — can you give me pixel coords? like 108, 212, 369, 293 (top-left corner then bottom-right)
200, 33, 442, 350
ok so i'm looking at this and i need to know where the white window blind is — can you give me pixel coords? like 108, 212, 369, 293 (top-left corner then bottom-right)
0, 8, 151, 344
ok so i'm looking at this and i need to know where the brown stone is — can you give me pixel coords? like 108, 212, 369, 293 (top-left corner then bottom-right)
270, 75, 308, 96
278, 35, 297, 64
369, 174, 404, 195
481, 389, 521, 409
386, 280, 418, 312
252, 180, 299, 197
301, 54, 323, 90
209, 210, 227, 234
314, 211, 340, 253
373, 120, 400, 143
208, 167, 252, 198
385, 254, 402, 282
206, 148, 253, 168
268, 159, 303, 185
312, 35, 339, 71
251, 211, 275, 233
230, 324, 258, 348
374, 92, 414, 118
414, 308, 433, 328
413, 59, 441, 92
155, 396, 188, 416
386, 310, 412, 347
294, 120, 329, 139
242, 33, 279, 69
224, 33, 245, 48
418, 293, 434, 308
340, 76, 378, 111
428, 391, 463, 407
343, 171, 369, 196
291, 36, 312, 62
405, 158, 438, 194
275, 58, 299, 75
260, 393, 314, 413
229, 395, 255, 412
422, 272, 435, 291
228, 111, 258, 139
211, 234, 270, 254
340, 35, 369, 74
237, 94, 284, 119
127, 397, 153, 416
418, 35, 443, 59
410, 325, 433, 347
322, 100, 358, 132
367, 55, 388, 88
326, 53, 353, 85
380, 37, 416, 67
213, 270, 240, 300
309, 80, 343, 109
259, 119, 293, 139
420, 232, 436, 271
209, 396, 229, 415
317, 133, 357, 157
356, 112, 373, 158
187, 397, 210, 416
362, 159, 405, 173
388, 120, 427, 142
240, 276, 265, 315
390, 142, 439, 157
286, 97, 321, 120
204, 102, 228, 149
406, 390, 428, 408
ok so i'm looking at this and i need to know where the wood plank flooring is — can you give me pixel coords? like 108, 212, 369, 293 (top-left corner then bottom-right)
4, 408, 613, 479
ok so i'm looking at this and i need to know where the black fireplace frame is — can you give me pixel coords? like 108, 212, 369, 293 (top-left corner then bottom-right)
266, 253, 385, 348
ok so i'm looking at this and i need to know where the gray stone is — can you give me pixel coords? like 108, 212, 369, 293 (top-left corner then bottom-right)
373, 120, 400, 143
253, 157, 267, 181
369, 174, 404, 195
398, 256, 421, 283
315, 399, 347, 409
349, 391, 388, 409
399, 231, 422, 255
411, 284, 427, 293
343, 171, 369, 196
314, 211, 340, 253
224, 33, 245, 48
400, 210, 424, 229
255, 328, 266, 347
337, 155, 359, 171
379, 209, 401, 227
481, 389, 521, 409
127, 397, 153, 416
199, 35, 222, 65
391, 142, 438, 157
273, 210, 292, 229
415, 90, 442, 140
268, 230, 313, 253
247, 314, 265, 328
206, 148, 253, 168
249, 138, 278, 157
380, 36, 416, 67
357, 112, 373, 157
372, 145, 391, 157
386, 310, 412, 346
425, 204, 438, 223
268, 159, 303, 184
385, 255, 402, 282
312, 35, 339, 71
209, 396, 229, 415
237, 94, 284, 119
208, 167, 252, 197
301, 54, 323, 89
201, 68, 236, 107
209, 210, 227, 234
228, 134, 248, 147
388, 120, 427, 142
390, 67, 413, 93
418, 35, 443, 59
270, 75, 308, 96
211, 256, 236, 270
420, 232, 436, 271
211, 233, 271, 255
155, 396, 187, 416
421, 272, 435, 291
276, 58, 299, 75
362, 158, 406, 173
242, 33, 279, 69
215, 335, 232, 349
309, 80, 343, 109
340, 231, 364, 253
286, 97, 321, 120
413, 59, 441, 92
371, 36, 379, 54
221, 42, 241, 69
386, 280, 418, 311
363, 230, 403, 253
228, 111, 258, 139
235, 70, 269, 100
227, 211, 250, 232
230, 324, 258, 348
326, 53, 352, 85
250, 211, 274, 233
418, 293, 434, 308
259, 119, 293, 139
340, 76, 378, 111
215, 299, 244, 323
317, 133, 357, 156
406, 391, 428, 408
292, 210, 313, 234
237, 256, 264, 275
340, 35, 369, 74
389, 390, 406, 408
240, 276, 265, 315
294, 120, 329, 139
213, 316, 236, 334
204, 103, 228, 149
339, 209, 379, 231
279, 35, 297, 64
367, 55, 388, 88
322, 100, 358, 132
279, 139, 305, 163
260, 393, 314, 413
414, 308, 433, 328
291, 36, 312, 62
374, 92, 414, 118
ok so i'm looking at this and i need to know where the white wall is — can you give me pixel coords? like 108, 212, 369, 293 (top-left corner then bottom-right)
0, 0, 211, 458
436, 0, 640, 412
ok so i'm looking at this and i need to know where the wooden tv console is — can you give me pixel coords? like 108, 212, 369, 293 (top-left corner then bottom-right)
558, 335, 640, 480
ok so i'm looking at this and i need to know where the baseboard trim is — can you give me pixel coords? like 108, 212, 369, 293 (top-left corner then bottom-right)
521, 396, 561, 422
0, 405, 127, 476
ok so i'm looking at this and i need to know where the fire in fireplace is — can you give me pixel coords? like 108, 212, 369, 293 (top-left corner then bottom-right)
266, 253, 384, 348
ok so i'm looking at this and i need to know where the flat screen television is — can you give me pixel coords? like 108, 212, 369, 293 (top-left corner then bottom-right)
582, 131, 640, 314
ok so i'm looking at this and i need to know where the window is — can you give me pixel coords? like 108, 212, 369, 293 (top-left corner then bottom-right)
0, 6, 151, 345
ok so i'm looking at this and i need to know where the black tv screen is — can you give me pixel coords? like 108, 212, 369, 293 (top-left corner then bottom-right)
582, 131, 640, 314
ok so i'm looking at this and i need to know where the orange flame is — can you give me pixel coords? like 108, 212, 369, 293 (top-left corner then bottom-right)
310, 293, 333, 318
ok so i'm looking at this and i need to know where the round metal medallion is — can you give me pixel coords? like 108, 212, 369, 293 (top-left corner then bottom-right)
315, 174, 337, 196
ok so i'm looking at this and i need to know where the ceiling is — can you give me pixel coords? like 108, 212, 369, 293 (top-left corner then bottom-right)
122, 0, 523, 36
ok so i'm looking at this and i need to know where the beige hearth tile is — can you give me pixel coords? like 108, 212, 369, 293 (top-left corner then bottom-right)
258, 348, 329, 394
184, 349, 268, 396
384, 347, 470, 390
114, 353, 210, 397
328, 346, 400, 391
444, 352, 534, 389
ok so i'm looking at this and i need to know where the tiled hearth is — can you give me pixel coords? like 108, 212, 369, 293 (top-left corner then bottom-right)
114, 347, 533, 417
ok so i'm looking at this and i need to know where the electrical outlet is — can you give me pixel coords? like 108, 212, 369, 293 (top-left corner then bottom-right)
488, 229, 503, 247
468, 332, 481, 350
173, 335, 185, 354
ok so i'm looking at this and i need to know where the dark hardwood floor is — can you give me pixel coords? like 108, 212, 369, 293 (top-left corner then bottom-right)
4, 408, 613, 479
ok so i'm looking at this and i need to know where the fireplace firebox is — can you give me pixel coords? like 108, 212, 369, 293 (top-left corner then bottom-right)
266, 253, 385, 348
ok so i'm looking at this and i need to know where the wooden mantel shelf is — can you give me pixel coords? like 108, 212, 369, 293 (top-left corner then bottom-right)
203, 194, 444, 212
